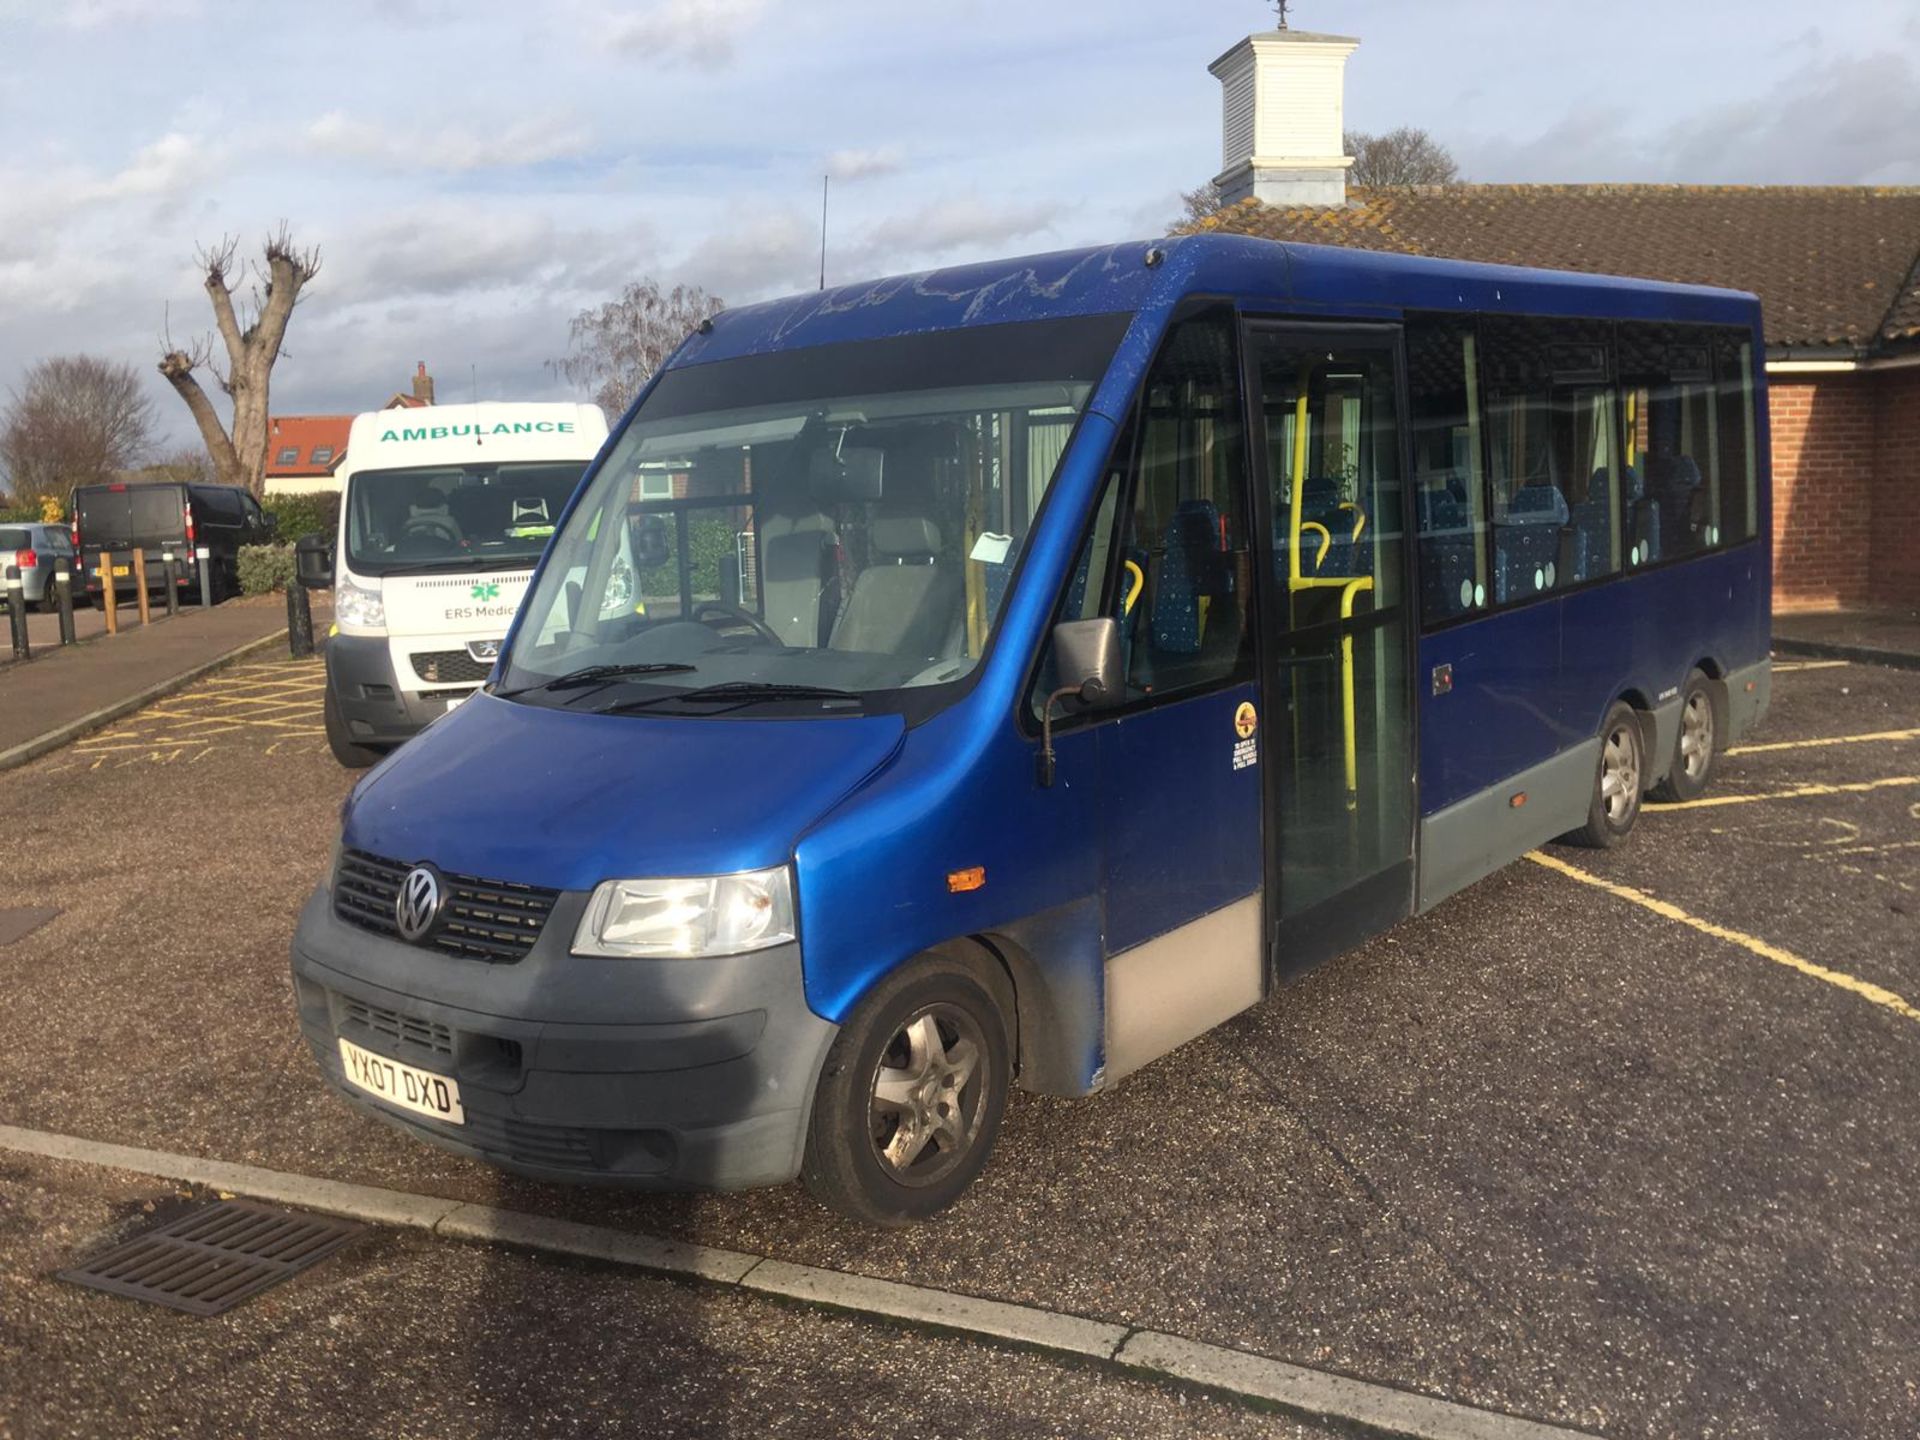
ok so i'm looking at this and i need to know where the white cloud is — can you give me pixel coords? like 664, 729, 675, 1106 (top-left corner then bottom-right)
861, 197, 1059, 261
827, 145, 906, 182
305, 111, 593, 173
605, 0, 768, 69
2, 0, 201, 27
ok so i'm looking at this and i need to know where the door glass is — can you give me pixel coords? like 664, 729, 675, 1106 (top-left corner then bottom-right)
1252, 332, 1414, 920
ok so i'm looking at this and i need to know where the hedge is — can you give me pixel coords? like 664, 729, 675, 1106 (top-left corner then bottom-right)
265, 491, 340, 543
238, 544, 296, 595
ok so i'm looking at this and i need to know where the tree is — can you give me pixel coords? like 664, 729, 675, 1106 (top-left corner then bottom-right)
158, 228, 320, 498
0, 355, 155, 512
1178, 182, 1224, 225
1344, 127, 1460, 189
552, 280, 726, 418
140, 445, 214, 486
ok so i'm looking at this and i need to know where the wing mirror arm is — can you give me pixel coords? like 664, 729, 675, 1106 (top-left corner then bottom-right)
1037, 616, 1124, 788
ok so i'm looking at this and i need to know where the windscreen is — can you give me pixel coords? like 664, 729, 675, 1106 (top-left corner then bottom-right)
499, 313, 1128, 718
345, 462, 588, 575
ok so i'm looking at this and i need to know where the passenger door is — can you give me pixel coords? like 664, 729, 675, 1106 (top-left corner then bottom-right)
1245, 325, 1418, 977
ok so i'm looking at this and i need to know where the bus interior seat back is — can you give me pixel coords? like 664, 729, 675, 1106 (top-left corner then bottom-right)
829, 515, 959, 661
1492, 483, 1568, 603
1151, 499, 1227, 657
1623, 464, 1660, 562
760, 510, 837, 646
1565, 467, 1614, 581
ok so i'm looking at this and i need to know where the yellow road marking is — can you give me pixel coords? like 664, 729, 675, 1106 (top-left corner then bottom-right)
1770, 660, 1850, 673
1649, 776, 1920, 811
1526, 850, 1920, 1026
1728, 727, 1920, 756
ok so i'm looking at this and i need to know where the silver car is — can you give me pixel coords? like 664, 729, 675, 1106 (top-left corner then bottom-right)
1, 522, 80, 613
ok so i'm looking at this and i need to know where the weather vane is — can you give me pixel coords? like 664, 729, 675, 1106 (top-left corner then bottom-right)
1274, 0, 1291, 28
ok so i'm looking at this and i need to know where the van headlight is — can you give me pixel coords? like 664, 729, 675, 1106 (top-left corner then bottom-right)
573, 867, 795, 958
335, 576, 386, 631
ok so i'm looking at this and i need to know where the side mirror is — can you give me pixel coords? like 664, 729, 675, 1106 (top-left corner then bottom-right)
630, 514, 671, 569
261, 511, 280, 538
1037, 616, 1123, 787
294, 531, 334, 590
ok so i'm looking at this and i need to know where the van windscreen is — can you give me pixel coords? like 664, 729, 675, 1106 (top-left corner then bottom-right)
345, 462, 587, 576
500, 312, 1128, 718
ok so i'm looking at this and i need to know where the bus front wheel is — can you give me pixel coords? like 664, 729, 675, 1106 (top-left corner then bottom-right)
802, 953, 1012, 1226
1563, 701, 1644, 849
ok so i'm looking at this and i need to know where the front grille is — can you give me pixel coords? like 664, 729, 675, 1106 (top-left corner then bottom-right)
411, 650, 491, 684
333, 848, 558, 961
340, 996, 454, 1056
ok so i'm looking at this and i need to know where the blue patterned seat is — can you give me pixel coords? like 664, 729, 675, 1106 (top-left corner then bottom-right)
1492, 483, 1568, 603
1151, 500, 1224, 655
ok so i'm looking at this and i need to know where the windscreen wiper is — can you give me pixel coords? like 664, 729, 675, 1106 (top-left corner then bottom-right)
496, 662, 697, 697
603, 680, 862, 714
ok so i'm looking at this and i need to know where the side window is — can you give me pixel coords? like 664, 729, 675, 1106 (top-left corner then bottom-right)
1481, 317, 1619, 603
1407, 316, 1487, 622
1618, 322, 1719, 563
1031, 308, 1252, 716
1715, 329, 1759, 543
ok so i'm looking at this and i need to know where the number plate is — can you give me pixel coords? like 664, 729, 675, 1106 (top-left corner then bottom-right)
337, 1036, 464, 1124
111, 565, 130, 577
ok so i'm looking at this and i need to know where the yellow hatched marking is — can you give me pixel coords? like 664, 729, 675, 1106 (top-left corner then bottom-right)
1527, 850, 1920, 1026
1648, 776, 1920, 811
1727, 727, 1920, 756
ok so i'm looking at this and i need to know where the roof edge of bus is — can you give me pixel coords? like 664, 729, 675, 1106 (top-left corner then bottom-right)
669, 233, 1761, 369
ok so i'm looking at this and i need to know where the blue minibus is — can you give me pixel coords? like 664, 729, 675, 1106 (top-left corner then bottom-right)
291, 234, 1771, 1224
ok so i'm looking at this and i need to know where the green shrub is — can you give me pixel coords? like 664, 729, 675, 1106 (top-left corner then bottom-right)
238, 543, 296, 595
264, 491, 340, 543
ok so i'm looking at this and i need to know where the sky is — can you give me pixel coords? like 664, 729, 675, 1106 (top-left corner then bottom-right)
2, 0, 1917, 449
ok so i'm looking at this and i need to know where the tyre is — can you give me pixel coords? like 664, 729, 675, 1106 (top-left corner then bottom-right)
324, 687, 385, 769
1650, 671, 1719, 804
37, 588, 62, 615
801, 953, 1012, 1226
1560, 700, 1645, 849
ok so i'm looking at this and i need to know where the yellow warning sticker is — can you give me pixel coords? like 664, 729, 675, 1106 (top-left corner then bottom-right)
1233, 702, 1258, 739
1232, 701, 1259, 771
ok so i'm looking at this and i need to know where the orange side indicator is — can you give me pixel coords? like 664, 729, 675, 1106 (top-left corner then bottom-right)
947, 866, 986, 894
1509, 792, 1528, 809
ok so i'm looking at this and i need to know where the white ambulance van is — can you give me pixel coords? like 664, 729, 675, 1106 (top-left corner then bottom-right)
319, 402, 608, 766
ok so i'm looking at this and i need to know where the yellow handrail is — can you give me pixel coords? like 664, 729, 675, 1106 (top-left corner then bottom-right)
1299, 521, 1331, 573
1121, 559, 1145, 615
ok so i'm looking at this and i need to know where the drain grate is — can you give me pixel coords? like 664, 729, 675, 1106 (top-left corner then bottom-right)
59, 1199, 364, 1316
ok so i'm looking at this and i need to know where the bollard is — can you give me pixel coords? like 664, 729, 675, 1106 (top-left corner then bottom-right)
132, 547, 151, 626
161, 551, 178, 618
197, 546, 212, 608
5, 573, 28, 661
55, 569, 75, 645
98, 558, 118, 636
286, 578, 315, 659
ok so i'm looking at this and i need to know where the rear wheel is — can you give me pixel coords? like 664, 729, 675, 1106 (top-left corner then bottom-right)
1561, 701, 1644, 849
802, 954, 1011, 1226
1651, 672, 1719, 803
324, 688, 385, 769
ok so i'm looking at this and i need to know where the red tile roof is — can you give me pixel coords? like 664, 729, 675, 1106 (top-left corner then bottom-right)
1189, 185, 1920, 354
265, 415, 351, 478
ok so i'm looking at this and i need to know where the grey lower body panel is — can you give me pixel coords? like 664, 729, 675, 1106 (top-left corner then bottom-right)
1416, 740, 1598, 913
290, 888, 837, 1191
1725, 659, 1771, 744
326, 633, 457, 748
1102, 892, 1263, 1084
1644, 696, 1683, 789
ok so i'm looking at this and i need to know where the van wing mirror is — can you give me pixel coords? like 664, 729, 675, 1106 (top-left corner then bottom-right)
294, 531, 334, 590
1037, 617, 1123, 788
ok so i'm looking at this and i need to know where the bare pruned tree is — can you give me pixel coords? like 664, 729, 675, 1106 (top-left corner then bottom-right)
1344, 128, 1461, 189
1177, 183, 1224, 226
551, 280, 725, 418
0, 355, 155, 512
159, 226, 321, 498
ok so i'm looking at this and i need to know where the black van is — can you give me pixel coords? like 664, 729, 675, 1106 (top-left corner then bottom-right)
71, 482, 276, 607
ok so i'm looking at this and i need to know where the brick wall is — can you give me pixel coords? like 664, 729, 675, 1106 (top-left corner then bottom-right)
1768, 376, 1878, 609
1869, 368, 1920, 608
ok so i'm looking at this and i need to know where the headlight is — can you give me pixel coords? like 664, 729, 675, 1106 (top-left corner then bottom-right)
573, 867, 795, 958
335, 575, 385, 630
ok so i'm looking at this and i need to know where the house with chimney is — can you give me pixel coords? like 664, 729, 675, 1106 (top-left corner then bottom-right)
264, 362, 439, 497
1190, 26, 1920, 612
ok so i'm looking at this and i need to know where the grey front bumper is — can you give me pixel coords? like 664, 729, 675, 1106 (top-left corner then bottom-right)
289, 886, 837, 1191
325, 633, 460, 747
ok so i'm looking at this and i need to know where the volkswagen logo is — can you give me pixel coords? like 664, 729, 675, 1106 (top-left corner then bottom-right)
394, 865, 446, 943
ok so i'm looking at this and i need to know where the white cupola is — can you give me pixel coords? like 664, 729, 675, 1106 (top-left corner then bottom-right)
1209, 27, 1360, 208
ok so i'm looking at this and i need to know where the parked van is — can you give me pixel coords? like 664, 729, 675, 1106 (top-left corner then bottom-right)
307, 403, 607, 766
71, 480, 273, 607
290, 237, 1770, 1223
